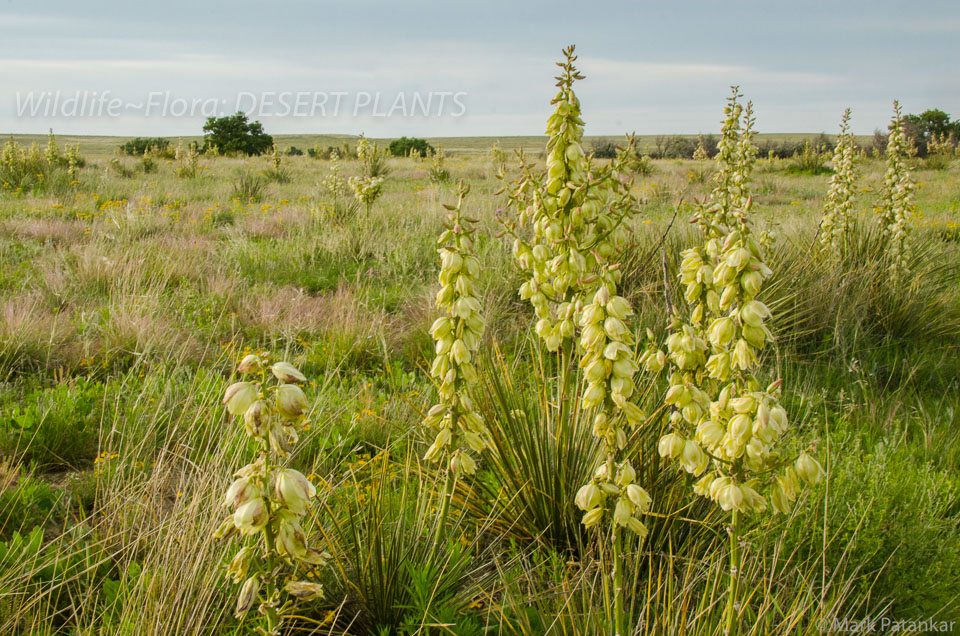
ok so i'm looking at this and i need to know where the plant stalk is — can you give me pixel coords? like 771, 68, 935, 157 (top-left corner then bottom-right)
725, 509, 740, 636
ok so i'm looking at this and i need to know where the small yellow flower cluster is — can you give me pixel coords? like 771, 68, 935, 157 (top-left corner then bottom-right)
877, 101, 916, 281
424, 182, 489, 477
818, 109, 858, 258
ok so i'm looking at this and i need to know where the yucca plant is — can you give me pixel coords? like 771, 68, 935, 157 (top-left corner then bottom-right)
324, 448, 494, 634
876, 101, 916, 283
817, 109, 858, 260
499, 45, 652, 635
652, 88, 824, 635
212, 355, 330, 635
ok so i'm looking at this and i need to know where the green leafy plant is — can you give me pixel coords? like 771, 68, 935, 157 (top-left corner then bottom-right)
389, 137, 435, 158
202, 112, 274, 156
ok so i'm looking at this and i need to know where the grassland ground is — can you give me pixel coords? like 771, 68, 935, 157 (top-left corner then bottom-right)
0, 140, 959, 633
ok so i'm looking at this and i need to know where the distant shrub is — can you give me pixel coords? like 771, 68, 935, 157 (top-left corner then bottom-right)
388, 137, 434, 157
201, 112, 273, 156
591, 140, 618, 159
286, 146, 304, 156
119, 137, 170, 156
785, 140, 833, 175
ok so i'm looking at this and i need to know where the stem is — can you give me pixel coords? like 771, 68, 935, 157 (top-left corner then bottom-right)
612, 526, 624, 636
725, 509, 740, 636
599, 531, 613, 632
428, 467, 456, 568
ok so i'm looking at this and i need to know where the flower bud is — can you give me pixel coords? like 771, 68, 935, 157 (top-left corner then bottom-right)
224, 382, 258, 416
235, 575, 260, 618
795, 452, 823, 485
237, 354, 261, 374
243, 400, 268, 437
224, 476, 261, 509
276, 384, 308, 419
626, 484, 651, 511
718, 483, 743, 511
681, 440, 709, 475
233, 497, 268, 535
271, 361, 306, 383
275, 468, 317, 515
581, 507, 603, 528
658, 433, 685, 459
575, 483, 602, 511
227, 546, 254, 583
276, 516, 309, 559
284, 580, 325, 601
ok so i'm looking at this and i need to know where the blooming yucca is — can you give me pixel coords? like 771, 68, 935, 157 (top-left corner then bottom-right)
877, 101, 916, 282
653, 88, 823, 633
818, 109, 858, 259
423, 181, 489, 478
504, 46, 651, 635
213, 355, 329, 635
504, 45, 641, 356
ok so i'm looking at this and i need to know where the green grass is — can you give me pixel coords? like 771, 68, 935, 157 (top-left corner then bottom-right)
0, 132, 958, 633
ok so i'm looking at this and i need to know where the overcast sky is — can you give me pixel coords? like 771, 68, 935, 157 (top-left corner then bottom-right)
2, 0, 957, 138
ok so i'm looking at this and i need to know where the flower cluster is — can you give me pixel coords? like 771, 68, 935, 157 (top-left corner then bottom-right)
271, 143, 282, 171
573, 269, 650, 535
877, 101, 916, 281
323, 150, 347, 199
656, 89, 822, 516
504, 47, 650, 537
506, 45, 639, 354
348, 175, 384, 206
213, 356, 328, 634
818, 109, 858, 258
575, 458, 651, 536
424, 182, 490, 477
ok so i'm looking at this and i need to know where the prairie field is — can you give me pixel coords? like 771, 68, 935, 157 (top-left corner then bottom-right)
1, 124, 960, 636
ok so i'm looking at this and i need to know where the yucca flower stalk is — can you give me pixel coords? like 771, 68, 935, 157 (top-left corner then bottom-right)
877, 101, 915, 282
323, 150, 347, 198
817, 109, 858, 259
423, 180, 489, 560
45, 129, 61, 166
270, 143, 282, 171
347, 174, 384, 220
424, 180, 489, 478
502, 46, 649, 636
66, 145, 80, 183
654, 89, 823, 635
213, 356, 329, 635
688, 134, 710, 183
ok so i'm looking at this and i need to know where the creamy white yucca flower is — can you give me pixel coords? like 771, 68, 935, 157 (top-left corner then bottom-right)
877, 101, 916, 282
348, 175, 384, 206
818, 109, 858, 258
423, 181, 490, 477
213, 356, 327, 633
504, 45, 642, 355
655, 89, 822, 519
506, 47, 651, 538
323, 149, 348, 199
